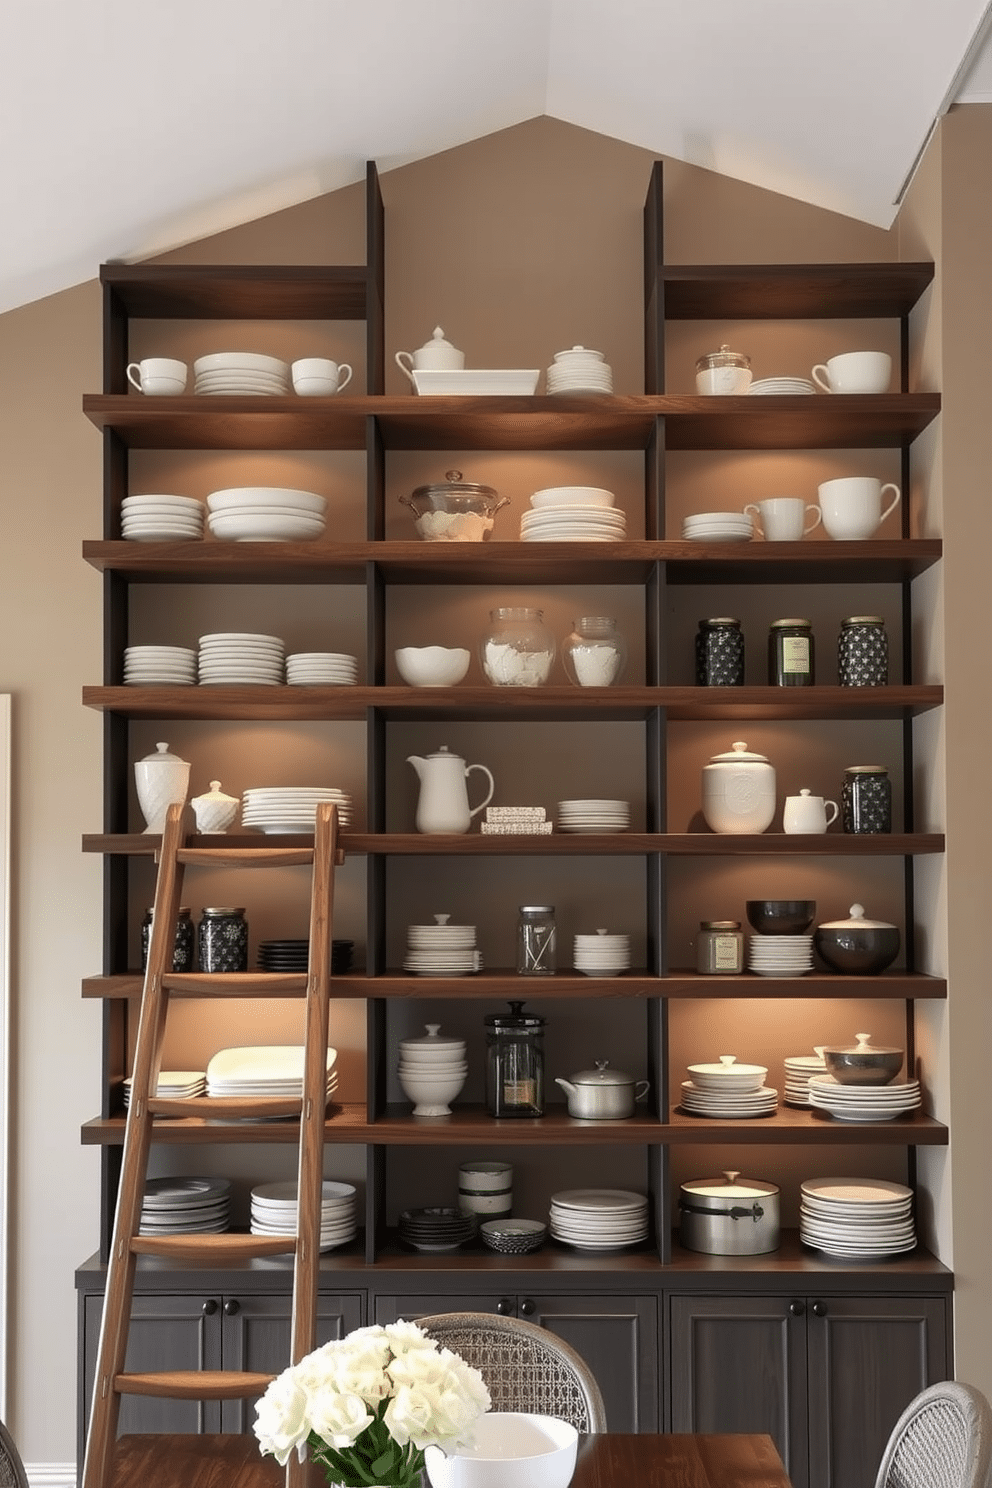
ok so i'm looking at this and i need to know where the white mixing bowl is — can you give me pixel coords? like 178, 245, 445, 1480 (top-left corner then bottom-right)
425, 1414, 578, 1488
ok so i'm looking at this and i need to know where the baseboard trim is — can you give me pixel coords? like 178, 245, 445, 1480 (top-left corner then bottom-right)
26, 1464, 76, 1488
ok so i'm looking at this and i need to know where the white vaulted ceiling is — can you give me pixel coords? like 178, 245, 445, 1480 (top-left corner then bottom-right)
2, 0, 992, 315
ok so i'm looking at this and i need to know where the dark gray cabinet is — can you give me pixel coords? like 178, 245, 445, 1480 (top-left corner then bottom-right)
669, 1291, 951, 1488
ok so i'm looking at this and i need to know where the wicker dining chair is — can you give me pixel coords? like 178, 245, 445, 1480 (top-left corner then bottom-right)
874, 1381, 992, 1488
0, 1420, 29, 1488
415, 1311, 607, 1432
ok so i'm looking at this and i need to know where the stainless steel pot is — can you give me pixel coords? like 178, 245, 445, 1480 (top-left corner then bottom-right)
679, 1170, 780, 1255
555, 1060, 650, 1120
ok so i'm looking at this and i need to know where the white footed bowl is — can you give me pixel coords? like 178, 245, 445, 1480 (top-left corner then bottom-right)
395, 646, 471, 687
425, 1414, 578, 1488
398, 1067, 466, 1116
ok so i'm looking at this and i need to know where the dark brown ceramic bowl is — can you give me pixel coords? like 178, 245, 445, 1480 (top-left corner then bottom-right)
814, 924, 900, 975
746, 900, 816, 936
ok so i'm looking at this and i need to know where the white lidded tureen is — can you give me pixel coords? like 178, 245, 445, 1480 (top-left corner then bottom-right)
701, 740, 777, 834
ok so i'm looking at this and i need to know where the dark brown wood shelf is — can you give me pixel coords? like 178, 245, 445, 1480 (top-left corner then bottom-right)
657, 262, 935, 320
100, 262, 372, 320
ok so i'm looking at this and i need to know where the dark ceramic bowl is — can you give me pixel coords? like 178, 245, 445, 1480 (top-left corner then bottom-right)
822, 1042, 904, 1085
813, 924, 900, 975
746, 899, 816, 936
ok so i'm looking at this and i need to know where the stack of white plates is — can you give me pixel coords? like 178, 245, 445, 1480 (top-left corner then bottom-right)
800, 1177, 916, 1258
529, 486, 615, 510
748, 934, 814, 976
123, 1070, 206, 1107
206, 1045, 338, 1100
241, 786, 354, 834
557, 799, 630, 833
748, 377, 817, 396
681, 1054, 777, 1117
123, 645, 197, 685
808, 1074, 922, 1122
404, 916, 481, 976
784, 1051, 827, 1106
521, 506, 627, 543
193, 352, 290, 395
573, 931, 631, 977
250, 1179, 357, 1251
545, 347, 614, 396
682, 510, 754, 543
550, 1189, 648, 1250
121, 494, 204, 543
139, 1176, 231, 1235
286, 652, 358, 685
207, 486, 326, 543
198, 632, 285, 685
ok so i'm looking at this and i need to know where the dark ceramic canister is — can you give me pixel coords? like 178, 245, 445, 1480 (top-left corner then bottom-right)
842, 766, 892, 834
838, 615, 888, 686
696, 617, 745, 686
140, 906, 194, 972
197, 907, 249, 972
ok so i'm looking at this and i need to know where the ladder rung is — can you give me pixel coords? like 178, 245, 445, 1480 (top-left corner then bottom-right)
115, 1370, 275, 1400
163, 972, 309, 996
176, 846, 315, 868
131, 1234, 296, 1263
146, 1094, 307, 1119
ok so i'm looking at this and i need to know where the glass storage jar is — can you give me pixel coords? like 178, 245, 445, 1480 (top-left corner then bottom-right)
696, 617, 745, 686
481, 607, 555, 686
484, 1001, 545, 1117
696, 920, 745, 974
516, 905, 557, 975
197, 907, 249, 972
768, 618, 815, 686
561, 616, 626, 687
842, 765, 892, 834
838, 615, 888, 686
140, 906, 194, 972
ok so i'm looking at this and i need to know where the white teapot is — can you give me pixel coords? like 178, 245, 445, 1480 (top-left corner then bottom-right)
407, 745, 494, 834
395, 326, 465, 384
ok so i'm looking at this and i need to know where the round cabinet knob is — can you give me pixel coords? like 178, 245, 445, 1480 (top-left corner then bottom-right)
519, 1298, 536, 1316
223, 1299, 241, 1316
201, 1299, 218, 1316
496, 1298, 514, 1316
812, 1301, 828, 1318
788, 1300, 806, 1317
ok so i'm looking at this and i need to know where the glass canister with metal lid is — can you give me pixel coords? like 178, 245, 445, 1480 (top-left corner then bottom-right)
696, 920, 744, 975
516, 905, 557, 975
695, 345, 753, 396
768, 618, 815, 686
398, 470, 509, 542
485, 1001, 545, 1117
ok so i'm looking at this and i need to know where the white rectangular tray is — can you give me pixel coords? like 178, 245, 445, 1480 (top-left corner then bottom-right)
411, 368, 540, 396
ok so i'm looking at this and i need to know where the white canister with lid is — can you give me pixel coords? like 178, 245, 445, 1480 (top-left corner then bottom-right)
695, 345, 752, 395
679, 1170, 780, 1254
134, 742, 191, 834
701, 740, 777, 834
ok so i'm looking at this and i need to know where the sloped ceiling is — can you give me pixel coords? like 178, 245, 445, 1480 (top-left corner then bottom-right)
2, 0, 991, 315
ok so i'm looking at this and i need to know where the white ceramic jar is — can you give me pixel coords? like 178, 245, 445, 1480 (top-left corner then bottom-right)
134, 742, 191, 834
701, 740, 777, 834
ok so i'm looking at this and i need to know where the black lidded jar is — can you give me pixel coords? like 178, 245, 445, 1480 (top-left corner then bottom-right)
768, 618, 815, 687
838, 615, 888, 687
484, 1001, 545, 1117
842, 766, 892, 834
197, 907, 249, 972
696, 617, 745, 686
141, 907, 194, 972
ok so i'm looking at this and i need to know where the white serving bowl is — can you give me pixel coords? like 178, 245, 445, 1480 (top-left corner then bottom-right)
395, 646, 471, 687
398, 1067, 467, 1116
530, 486, 614, 509
425, 1414, 578, 1488
208, 513, 326, 542
207, 487, 326, 514
194, 352, 289, 376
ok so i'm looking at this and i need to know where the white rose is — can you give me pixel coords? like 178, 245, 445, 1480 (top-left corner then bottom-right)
307, 1387, 374, 1450
254, 1367, 311, 1466
384, 1320, 434, 1355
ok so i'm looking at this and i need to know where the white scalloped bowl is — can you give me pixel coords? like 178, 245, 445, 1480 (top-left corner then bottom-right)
207, 487, 326, 514
425, 1415, 578, 1488
395, 647, 471, 687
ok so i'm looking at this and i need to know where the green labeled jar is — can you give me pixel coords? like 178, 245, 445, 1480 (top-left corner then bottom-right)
768, 618, 815, 687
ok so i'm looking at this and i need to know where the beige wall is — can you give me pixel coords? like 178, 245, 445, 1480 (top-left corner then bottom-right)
0, 111, 983, 1464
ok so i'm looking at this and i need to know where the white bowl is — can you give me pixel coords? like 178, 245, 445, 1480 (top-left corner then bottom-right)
208, 513, 325, 542
425, 1414, 578, 1488
194, 352, 289, 376
398, 1067, 466, 1115
207, 487, 326, 514
395, 646, 471, 687
530, 486, 614, 509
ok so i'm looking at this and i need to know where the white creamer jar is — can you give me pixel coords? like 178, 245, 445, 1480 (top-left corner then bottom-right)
701, 740, 777, 835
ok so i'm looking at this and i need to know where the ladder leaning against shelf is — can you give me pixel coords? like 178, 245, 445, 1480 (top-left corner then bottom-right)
81, 799, 343, 1488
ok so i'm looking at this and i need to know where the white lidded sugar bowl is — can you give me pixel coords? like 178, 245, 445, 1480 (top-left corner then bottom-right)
190, 779, 240, 834
134, 741, 191, 834
701, 740, 777, 835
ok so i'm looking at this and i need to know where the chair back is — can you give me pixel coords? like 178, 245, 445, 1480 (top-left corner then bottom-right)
415, 1311, 607, 1432
0, 1420, 29, 1488
875, 1381, 992, 1488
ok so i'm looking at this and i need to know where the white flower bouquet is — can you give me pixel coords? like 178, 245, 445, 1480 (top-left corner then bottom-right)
254, 1320, 491, 1488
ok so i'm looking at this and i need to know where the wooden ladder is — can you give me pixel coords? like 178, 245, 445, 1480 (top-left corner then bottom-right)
81, 799, 342, 1488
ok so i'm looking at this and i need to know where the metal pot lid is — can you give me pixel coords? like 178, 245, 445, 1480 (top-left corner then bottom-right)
817, 902, 897, 931
707, 740, 770, 764
695, 345, 751, 372
681, 1170, 779, 1200
411, 469, 498, 501
567, 1059, 636, 1087
822, 1032, 903, 1057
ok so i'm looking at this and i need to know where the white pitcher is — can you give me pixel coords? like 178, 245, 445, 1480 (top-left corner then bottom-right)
407, 745, 494, 834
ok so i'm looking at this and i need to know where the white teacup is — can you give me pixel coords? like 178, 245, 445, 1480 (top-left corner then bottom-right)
743, 497, 822, 542
818, 476, 901, 541
783, 789, 839, 834
126, 357, 187, 395
291, 358, 352, 396
811, 351, 892, 394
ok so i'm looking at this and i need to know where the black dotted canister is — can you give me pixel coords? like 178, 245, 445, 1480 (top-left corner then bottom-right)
838, 616, 888, 687
140, 907, 194, 972
696, 617, 745, 686
842, 766, 892, 834
198, 907, 249, 972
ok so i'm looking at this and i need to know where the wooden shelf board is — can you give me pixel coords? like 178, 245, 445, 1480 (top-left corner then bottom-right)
658, 263, 935, 320
100, 263, 371, 320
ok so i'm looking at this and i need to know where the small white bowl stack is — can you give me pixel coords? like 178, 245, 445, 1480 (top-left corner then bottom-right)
207, 486, 327, 543
250, 1179, 357, 1251
397, 1023, 468, 1116
549, 1188, 648, 1251
545, 346, 614, 395
682, 510, 754, 543
403, 914, 481, 976
521, 486, 626, 543
241, 786, 353, 834
286, 652, 358, 685
123, 645, 197, 685
681, 1054, 778, 1117
193, 352, 290, 395
557, 798, 630, 833
748, 934, 814, 977
573, 929, 631, 977
799, 1177, 916, 1258
783, 1049, 828, 1106
121, 493, 204, 542
198, 631, 285, 685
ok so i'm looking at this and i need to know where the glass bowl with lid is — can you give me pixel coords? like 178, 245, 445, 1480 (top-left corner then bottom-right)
399, 469, 509, 542
695, 344, 752, 395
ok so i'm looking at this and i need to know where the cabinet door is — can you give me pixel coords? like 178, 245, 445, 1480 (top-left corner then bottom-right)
805, 1295, 951, 1488
220, 1292, 365, 1431
669, 1295, 809, 1488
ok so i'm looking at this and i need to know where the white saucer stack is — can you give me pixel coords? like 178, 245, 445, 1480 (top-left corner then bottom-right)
250, 1179, 357, 1251
121, 494, 204, 543
404, 915, 481, 976
681, 1054, 777, 1117
807, 1073, 922, 1122
783, 1050, 827, 1106
240, 786, 353, 834
286, 652, 358, 685
198, 632, 285, 685
206, 486, 326, 543
193, 352, 290, 395
549, 1189, 648, 1250
574, 930, 631, 977
557, 799, 630, 833
799, 1177, 916, 1258
682, 510, 754, 543
748, 376, 816, 396
545, 347, 614, 396
124, 645, 197, 685
748, 934, 814, 976
124, 1070, 206, 1107
139, 1176, 231, 1235
521, 504, 627, 543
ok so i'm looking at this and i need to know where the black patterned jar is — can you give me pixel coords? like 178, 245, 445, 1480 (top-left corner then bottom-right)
842, 766, 892, 835
197, 907, 249, 972
768, 618, 815, 687
140, 907, 194, 973
838, 615, 888, 687
696, 617, 745, 686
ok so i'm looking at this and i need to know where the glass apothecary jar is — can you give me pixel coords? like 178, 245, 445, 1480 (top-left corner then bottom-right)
484, 1001, 545, 1117
481, 607, 555, 686
562, 616, 627, 687
516, 905, 557, 974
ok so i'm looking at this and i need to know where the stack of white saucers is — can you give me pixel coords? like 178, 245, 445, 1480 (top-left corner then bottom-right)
784, 1050, 827, 1106
545, 347, 614, 396
206, 1045, 338, 1100
206, 486, 326, 543
529, 485, 615, 510
193, 352, 290, 395
550, 1189, 648, 1251
403, 915, 481, 976
286, 652, 358, 685
557, 799, 630, 833
123, 1070, 206, 1107
799, 1177, 916, 1258
250, 1179, 357, 1251
241, 786, 353, 834
682, 510, 754, 543
748, 934, 814, 977
123, 645, 197, 686
521, 506, 627, 543
198, 632, 285, 685
121, 494, 204, 543
807, 1074, 922, 1122
139, 1176, 231, 1235
573, 930, 631, 977
748, 376, 816, 396
681, 1054, 777, 1117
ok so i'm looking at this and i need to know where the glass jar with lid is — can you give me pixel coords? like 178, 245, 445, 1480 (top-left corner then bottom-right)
516, 905, 557, 975
481, 607, 555, 686
768, 618, 815, 686
696, 920, 744, 975
484, 1001, 545, 1117
695, 344, 752, 395
562, 616, 627, 687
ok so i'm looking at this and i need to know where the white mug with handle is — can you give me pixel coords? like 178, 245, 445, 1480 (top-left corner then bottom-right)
783, 789, 839, 834
743, 497, 822, 541
818, 477, 901, 540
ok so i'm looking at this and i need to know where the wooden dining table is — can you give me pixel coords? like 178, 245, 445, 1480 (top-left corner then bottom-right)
108, 1430, 794, 1488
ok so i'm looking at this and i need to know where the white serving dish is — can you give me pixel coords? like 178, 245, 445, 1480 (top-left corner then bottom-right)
208, 513, 325, 542
395, 646, 471, 686
411, 369, 540, 396
207, 487, 326, 513
193, 352, 290, 376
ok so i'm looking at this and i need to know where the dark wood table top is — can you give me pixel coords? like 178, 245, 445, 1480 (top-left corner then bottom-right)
110, 1431, 793, 1488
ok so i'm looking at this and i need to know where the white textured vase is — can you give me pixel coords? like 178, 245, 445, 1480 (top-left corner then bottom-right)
134, 742, 191, 834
